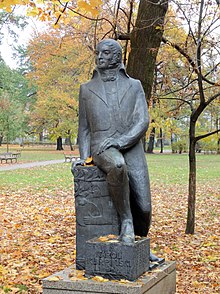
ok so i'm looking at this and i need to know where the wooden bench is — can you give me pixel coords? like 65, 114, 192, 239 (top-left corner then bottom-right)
0, 152, 19, 163
64, 152, 80, 163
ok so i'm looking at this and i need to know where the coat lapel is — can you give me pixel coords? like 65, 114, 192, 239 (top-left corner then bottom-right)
87, 74, 132, 106
88, 78, 108, 106
117, 77, 132, 105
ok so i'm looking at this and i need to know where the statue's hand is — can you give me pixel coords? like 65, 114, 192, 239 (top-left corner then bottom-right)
97, 138, 120, 155
71, 159, 85, 173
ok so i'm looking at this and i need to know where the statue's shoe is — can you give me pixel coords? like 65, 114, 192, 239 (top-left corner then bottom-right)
119, 219, 135, 243
150, 251, 165, 264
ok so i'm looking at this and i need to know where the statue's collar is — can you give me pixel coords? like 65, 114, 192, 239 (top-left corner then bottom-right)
92, 64, 129, 80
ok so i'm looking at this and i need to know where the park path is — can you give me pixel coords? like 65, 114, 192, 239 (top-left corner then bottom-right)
0, 159, 64, 171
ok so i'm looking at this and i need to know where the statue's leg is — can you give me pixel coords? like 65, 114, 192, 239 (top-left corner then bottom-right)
93, 147, 135, 243
124, 142, 152, 237
124, 143, 165, 263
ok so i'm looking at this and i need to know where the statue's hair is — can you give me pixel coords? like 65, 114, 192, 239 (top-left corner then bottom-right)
97, 39, 122, 63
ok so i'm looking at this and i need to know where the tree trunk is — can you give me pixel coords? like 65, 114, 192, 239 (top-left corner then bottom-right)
39, 132, 43, 142
0, 135, 3, 146
56, 136, 63, 150
147, 127, 155, 153
159, 128, 163, 153
217, 118, 220, 154
217, 137, 220, 154
185, 120, 196, 234
67, 130, 74, 151
127, 0, 168, 102
171, 133, 176, 153
142, 136, 147, 153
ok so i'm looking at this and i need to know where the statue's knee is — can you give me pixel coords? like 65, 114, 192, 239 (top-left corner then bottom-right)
108, 162, 127, 183
115, 162, 127, 177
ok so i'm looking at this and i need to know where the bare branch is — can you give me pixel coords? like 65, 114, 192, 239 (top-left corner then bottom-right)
58, 0, 115, 29
196, 0, 205, 104
158, 96, 192, 106
55, 1, 68, 26
162, 36, 219, 86
171, 0, 197, 44
196, 129, 220, 142
207, 91, 220, 105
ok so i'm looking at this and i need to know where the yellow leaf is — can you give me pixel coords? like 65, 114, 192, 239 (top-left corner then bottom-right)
119, 279, 131, 284
26, 7, 40, 17
90, 7, 99, 17
78, 1, 91, 11
63, 17, 71, 25
97, 236, 109, 242
6, 6, 12, 13
92, 275, 108, 282
44, 207, 50, 213
47, 275, 62, 281
85, 156, 93, 164
53, 24, 60, 29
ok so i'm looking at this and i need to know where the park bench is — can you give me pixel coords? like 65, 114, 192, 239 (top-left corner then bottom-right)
0, 152, 20, 163
63, 152, 80, 163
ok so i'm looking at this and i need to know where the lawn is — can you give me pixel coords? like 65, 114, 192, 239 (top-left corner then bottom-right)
0, 147, 79, 164
0, 153, 219, 293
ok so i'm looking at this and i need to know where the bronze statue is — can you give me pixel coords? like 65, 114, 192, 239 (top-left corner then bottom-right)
74, 39, 151, 245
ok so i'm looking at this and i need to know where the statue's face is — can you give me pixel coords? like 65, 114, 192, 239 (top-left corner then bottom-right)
95, 43, 119, 69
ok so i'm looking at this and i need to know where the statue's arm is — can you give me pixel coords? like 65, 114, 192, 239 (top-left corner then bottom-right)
78, 85, 91, 160
118, 80, 149, 150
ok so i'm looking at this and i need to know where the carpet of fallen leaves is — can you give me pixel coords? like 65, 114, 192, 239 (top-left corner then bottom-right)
0, 181, 219, 293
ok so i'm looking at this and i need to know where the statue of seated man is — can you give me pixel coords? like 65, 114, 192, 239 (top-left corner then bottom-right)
74, 39, 152, 245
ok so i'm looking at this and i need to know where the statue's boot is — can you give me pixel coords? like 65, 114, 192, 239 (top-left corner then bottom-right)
107, 165, 135, 244
150, 251, 165, 264
119, 219, 135, 243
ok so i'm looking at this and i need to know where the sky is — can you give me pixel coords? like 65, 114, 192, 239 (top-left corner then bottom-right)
0, 8, 47, 69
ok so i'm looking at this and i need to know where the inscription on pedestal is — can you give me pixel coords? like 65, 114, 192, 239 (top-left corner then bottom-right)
85, 236, 150, 281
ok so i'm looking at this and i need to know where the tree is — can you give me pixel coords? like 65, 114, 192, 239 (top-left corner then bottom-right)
26, 28, 92, 150
154, 0, 220, 233
0, 59, 32, 149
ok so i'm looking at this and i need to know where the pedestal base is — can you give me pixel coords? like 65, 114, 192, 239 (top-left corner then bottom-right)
85, 236, 150, 281
43, 261, 176, 294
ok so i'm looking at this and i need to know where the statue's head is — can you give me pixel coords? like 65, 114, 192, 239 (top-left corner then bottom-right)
95, 39, 122, 70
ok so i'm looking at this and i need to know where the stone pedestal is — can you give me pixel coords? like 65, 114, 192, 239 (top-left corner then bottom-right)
42, 261, 176, 294
85, 236, 150, 281
73, 166, 120, 269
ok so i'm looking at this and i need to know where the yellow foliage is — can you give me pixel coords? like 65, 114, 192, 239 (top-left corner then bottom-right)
26, 25, 93, 139
0, 0, 103, 23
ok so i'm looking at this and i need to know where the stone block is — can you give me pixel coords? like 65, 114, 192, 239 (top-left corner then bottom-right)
73, 166, 120, 269
42, 261, 176, 294
85, 236, 150, 281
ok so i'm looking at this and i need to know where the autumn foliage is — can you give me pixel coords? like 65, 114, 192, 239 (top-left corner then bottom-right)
0, 0, 103, 25
26, 27, 93, 142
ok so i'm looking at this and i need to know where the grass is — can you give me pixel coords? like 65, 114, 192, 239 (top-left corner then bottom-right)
0, 146, 79, 163
0, 153, 219, 189
147, 153, 220, 184
0, 163, 73, 191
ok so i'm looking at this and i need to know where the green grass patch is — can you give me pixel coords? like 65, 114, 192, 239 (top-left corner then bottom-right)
0, 149, 64, 162
0, 163, 73, 191
0, 154, 219, 190
18, 150, 64, 162
147, 153, 220, 184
